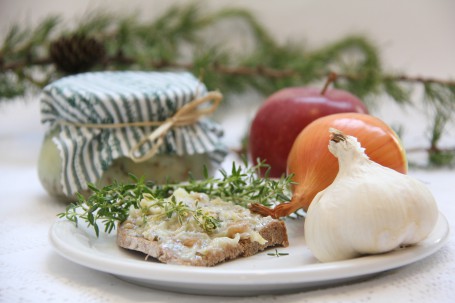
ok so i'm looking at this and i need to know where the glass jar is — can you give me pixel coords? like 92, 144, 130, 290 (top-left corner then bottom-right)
37, 71, 227, 201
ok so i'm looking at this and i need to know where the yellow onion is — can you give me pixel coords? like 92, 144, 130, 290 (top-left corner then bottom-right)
250, 113, 407, 218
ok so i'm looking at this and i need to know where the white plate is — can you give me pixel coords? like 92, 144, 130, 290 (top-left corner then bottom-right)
49, 213, 449, 296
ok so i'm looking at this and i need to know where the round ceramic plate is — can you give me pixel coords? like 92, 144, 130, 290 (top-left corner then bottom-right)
49, 213, 449, 296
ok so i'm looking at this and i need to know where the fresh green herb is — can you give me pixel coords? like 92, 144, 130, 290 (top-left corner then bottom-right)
164, 196, 191, 225
192, 206, 222, 233
59, 175, 157, 237
58, 160, 293, 237
140, 194, 221, 233
181, 159, 294, 208
267, 249, 289, 257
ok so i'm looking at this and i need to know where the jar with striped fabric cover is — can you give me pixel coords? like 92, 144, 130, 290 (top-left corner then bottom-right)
37, 71, 228, 200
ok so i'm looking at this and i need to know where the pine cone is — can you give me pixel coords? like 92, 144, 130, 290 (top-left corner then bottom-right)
49, 33, 106, 74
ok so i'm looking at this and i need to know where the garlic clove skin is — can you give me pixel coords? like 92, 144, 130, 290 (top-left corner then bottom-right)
304, 129, 439, 263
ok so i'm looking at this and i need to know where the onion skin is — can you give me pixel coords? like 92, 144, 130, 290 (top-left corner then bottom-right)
250, 113, 407, 218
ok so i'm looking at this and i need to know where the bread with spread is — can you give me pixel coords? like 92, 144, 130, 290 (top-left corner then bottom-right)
117, 188, 289, 266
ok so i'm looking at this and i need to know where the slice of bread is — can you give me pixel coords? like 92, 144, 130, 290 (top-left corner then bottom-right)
117, 188, 289, 266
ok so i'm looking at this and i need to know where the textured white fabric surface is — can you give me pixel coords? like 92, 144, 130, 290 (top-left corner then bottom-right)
1, 99, 454, 303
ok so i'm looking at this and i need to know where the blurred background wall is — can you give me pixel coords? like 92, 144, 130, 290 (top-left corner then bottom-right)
2, 0, 454, 76
1, 0, 454, 163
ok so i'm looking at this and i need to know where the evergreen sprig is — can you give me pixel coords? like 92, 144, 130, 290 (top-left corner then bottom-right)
58, 160, 293, 237
1, 3, 454, 166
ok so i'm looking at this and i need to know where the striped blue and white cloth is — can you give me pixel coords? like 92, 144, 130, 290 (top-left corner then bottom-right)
40, 71, 227, 195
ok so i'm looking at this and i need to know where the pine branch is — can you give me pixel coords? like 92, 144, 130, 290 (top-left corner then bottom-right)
337, 73, 455, 87
384, 74, 455, 87
2, 55, 454, 87
2, 57, 53, 71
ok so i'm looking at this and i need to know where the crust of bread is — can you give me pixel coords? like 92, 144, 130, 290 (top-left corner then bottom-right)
117, 219, 289, 267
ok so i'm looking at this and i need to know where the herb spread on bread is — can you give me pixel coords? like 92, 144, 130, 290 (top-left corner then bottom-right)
118, 188, 288, 266
59, 161, 293, 237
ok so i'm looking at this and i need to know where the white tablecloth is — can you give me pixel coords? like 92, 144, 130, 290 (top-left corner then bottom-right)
1, 101, 454, 303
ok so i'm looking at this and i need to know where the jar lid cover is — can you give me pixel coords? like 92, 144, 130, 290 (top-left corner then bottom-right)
41, 71, 227, 195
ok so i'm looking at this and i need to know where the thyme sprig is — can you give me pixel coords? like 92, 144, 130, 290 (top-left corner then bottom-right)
58, 160, 293, 237
140, 194, 222, 233
183, 161, 294, 208
193, 207, 222, 233
267, 249, 289, 257
59, 175, 156, 236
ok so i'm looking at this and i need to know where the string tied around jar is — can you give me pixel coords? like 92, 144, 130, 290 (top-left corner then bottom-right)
57, 90, 223, 163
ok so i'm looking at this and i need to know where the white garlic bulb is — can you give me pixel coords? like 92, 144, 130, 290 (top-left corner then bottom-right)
304, 129, 439, 262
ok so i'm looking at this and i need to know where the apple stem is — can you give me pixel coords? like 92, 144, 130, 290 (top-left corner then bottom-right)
320, 72, 338, 95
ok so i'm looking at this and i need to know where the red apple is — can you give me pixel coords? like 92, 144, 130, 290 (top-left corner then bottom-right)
249, 86, 368, 177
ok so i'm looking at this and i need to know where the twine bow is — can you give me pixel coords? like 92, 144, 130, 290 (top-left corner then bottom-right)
58, 90, 223, 163
129, 90, 222, 162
